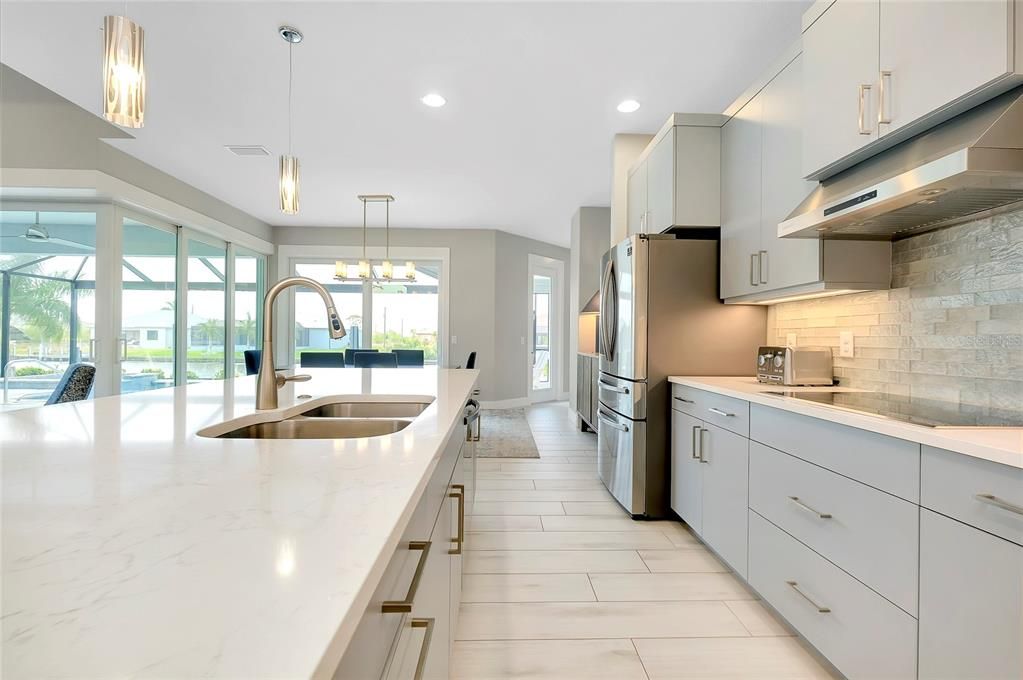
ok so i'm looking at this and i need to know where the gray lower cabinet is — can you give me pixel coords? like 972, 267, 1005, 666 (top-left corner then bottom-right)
918, 508, 1022, 680
671, 386, 1023, 679
670, 409, 703, 532
749, 511, 918, 680
333, 416, 466, 680
669, 396, 749, 577
699, 423, 749, 579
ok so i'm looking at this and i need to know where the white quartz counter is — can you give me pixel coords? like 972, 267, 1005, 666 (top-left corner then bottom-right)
1, 367, 478, 679
668, 376, 1023, 470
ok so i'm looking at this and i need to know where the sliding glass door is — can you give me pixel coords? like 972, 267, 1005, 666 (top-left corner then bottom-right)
0, 209, 96, 409
233, 247, 265, 377
121, 217, 177, 393
185, 236, 227, 382
370, 263, 439, 363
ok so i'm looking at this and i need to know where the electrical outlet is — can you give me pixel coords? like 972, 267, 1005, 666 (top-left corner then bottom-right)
839, 331, 854, 358
786, 333, 797, 347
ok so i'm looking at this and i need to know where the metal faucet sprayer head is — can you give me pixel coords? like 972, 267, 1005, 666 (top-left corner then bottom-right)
326, 305, 346, 340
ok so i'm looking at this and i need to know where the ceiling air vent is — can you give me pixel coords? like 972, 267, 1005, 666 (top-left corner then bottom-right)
225, 145, 270, 157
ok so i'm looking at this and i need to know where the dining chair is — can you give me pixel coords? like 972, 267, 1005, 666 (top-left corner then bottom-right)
300, 352, 345, 368
344, 348, 379, 366
243, 350, 262, 376
392, 349, 425, 366
45, 363, 96, 405
354, 352, 398, 368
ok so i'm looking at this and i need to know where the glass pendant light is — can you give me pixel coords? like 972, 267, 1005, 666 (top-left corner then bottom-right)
405, 260, 417, 282
102, 14, 146, 128
279, 26, 302, 215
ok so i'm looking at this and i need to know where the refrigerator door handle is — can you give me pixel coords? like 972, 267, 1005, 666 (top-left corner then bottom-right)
598, 259, 612, 358
606, 261, 618, 361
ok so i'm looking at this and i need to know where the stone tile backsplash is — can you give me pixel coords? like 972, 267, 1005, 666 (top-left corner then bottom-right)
766, 209, 1023, 410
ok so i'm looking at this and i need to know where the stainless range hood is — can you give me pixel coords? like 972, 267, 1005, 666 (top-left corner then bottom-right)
780, 86, 1023, 241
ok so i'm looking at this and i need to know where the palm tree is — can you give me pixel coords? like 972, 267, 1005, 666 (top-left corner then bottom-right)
196, 319, 223, 352
9, 276, 71, 358
235, 313, 256, 347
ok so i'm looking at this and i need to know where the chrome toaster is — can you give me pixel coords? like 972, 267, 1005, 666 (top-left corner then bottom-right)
756, 346, 834, 386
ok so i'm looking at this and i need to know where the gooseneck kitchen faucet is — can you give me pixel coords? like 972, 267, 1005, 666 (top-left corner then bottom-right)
256, 276, 346, 410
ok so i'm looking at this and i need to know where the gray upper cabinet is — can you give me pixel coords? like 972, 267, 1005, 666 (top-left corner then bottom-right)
758, 55, 820, 293
801, 0, 880, 179
720, 95, 762, 299
803, 0, 1023, 179
627, 161, 648, 236
627, 115, 723, 236
720, 52, 890, 303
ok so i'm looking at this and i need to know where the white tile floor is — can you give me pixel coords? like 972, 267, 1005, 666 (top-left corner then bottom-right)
451, 401, 838, 680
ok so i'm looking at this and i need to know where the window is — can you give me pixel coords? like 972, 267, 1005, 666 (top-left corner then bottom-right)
0, 210, 96, 408
185, 238, 226, 381
121, 217, 176, 392
233, 247, 265, 376
293, 263, 360, 360
291, 259, 442, 365
370, 263, 439, 363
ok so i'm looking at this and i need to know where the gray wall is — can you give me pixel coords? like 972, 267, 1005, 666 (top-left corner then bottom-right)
767, 208, 1023, 410
0, 64, 272, 243
275, 226, 570, 404
569, 206, 610, 408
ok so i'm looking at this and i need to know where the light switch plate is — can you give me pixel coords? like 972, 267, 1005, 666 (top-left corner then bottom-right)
451, 335, 458, 344
786, 333, 797, 347
839, 331, 854, 358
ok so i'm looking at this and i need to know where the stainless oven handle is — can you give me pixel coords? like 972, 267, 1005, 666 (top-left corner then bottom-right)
597, 410, 629, 433
598, 379, 630, 395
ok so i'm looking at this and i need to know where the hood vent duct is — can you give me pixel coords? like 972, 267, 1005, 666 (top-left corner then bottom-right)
780, 86, 1023, 241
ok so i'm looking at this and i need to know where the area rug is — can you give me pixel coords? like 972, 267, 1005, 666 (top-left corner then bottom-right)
477, 408, 541, 458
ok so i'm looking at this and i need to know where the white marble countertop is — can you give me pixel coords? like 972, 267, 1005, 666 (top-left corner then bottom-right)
1, 367, 478, 679
668, 376, 1023, 470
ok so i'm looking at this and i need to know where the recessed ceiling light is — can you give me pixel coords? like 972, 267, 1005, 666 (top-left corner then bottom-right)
421, 93, 446, 108
617, 99, 641, 113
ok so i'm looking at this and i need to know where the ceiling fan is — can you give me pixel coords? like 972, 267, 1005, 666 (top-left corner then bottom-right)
0, 213, 94, 252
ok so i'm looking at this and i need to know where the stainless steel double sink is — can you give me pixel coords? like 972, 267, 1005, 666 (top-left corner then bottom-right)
202, 399, 433, 440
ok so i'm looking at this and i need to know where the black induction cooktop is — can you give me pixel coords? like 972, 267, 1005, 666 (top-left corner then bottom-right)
763, 390, 1023, 428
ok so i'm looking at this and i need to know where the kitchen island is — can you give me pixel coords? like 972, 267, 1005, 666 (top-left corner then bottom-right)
1, 367, 478, 679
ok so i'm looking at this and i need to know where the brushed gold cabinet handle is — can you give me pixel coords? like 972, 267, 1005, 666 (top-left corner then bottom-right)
382, 541, 431, 613
410, 618, 435, 680
450, 484, 465, 555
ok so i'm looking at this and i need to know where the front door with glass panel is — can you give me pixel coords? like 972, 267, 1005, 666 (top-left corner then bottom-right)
528, 256, 562, 403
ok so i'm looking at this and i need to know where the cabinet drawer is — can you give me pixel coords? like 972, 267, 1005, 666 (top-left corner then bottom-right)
750, 404, 920, 502
921, 446, 1023, 547
670, 384, 750, 437
919, 509, 1023, 680
749, 442, 919, 615
334, 426, 463, 679
748, 511, 918, 680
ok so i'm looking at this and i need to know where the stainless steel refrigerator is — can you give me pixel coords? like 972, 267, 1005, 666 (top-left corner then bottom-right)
597, 234, 765, 518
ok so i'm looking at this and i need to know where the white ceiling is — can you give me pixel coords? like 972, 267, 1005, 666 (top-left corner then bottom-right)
0, 1, 809, 247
